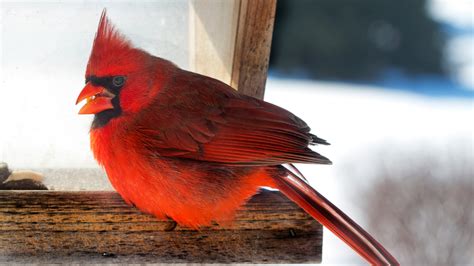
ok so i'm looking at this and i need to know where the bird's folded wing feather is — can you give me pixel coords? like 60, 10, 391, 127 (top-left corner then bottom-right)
135, 71, 330, 166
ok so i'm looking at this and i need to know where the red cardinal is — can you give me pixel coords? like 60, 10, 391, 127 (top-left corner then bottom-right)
76, 11, 398, 265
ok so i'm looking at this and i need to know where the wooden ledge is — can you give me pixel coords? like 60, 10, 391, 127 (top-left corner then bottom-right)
0, 190, 322, 263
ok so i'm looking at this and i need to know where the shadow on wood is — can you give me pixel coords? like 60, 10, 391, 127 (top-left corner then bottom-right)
0, 189, 322, 263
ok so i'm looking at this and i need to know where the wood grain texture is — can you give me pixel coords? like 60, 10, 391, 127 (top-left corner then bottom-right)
0, 189, 322, 263
231, 0, 277, 99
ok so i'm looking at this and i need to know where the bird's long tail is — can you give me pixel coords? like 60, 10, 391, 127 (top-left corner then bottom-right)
271, 167, 399, 265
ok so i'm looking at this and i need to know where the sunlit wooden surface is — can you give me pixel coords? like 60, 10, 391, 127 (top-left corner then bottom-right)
0, 189, 322, 263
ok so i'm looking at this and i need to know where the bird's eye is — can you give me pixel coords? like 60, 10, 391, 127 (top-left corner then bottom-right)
112, 76, 126, 87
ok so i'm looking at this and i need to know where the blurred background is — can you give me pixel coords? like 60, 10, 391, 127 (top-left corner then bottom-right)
0, 0, 473, 265
268, 0, 473, 264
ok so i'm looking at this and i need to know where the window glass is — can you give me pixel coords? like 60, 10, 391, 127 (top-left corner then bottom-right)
0, 1, 189, 189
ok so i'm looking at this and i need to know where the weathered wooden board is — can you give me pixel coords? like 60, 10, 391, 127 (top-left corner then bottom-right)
231, 0, 277, 99
0, 190, 322, 263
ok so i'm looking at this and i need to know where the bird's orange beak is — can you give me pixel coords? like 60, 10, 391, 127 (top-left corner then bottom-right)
76, 82, 114, 114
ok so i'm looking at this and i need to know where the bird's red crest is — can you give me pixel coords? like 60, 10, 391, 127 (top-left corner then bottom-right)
86, 10, 143, 78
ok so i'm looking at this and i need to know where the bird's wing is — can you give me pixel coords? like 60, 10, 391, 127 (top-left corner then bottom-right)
134, 71, 331, 166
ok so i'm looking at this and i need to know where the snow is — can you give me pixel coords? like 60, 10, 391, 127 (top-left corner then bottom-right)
429, 0, 473, 29
264, 78, 473, 264
429, 0, 474, 90
447, 35, 474, 89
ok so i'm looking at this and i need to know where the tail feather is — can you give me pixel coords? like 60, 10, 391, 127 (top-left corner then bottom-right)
272, 167, 399, 265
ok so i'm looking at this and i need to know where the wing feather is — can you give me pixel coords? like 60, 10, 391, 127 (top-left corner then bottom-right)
135, 71, 331, 166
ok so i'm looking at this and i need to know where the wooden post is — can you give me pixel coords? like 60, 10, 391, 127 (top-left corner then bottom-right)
0, 190, 322, 264
231, 0, 277, 99
189, 0, 277, 100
